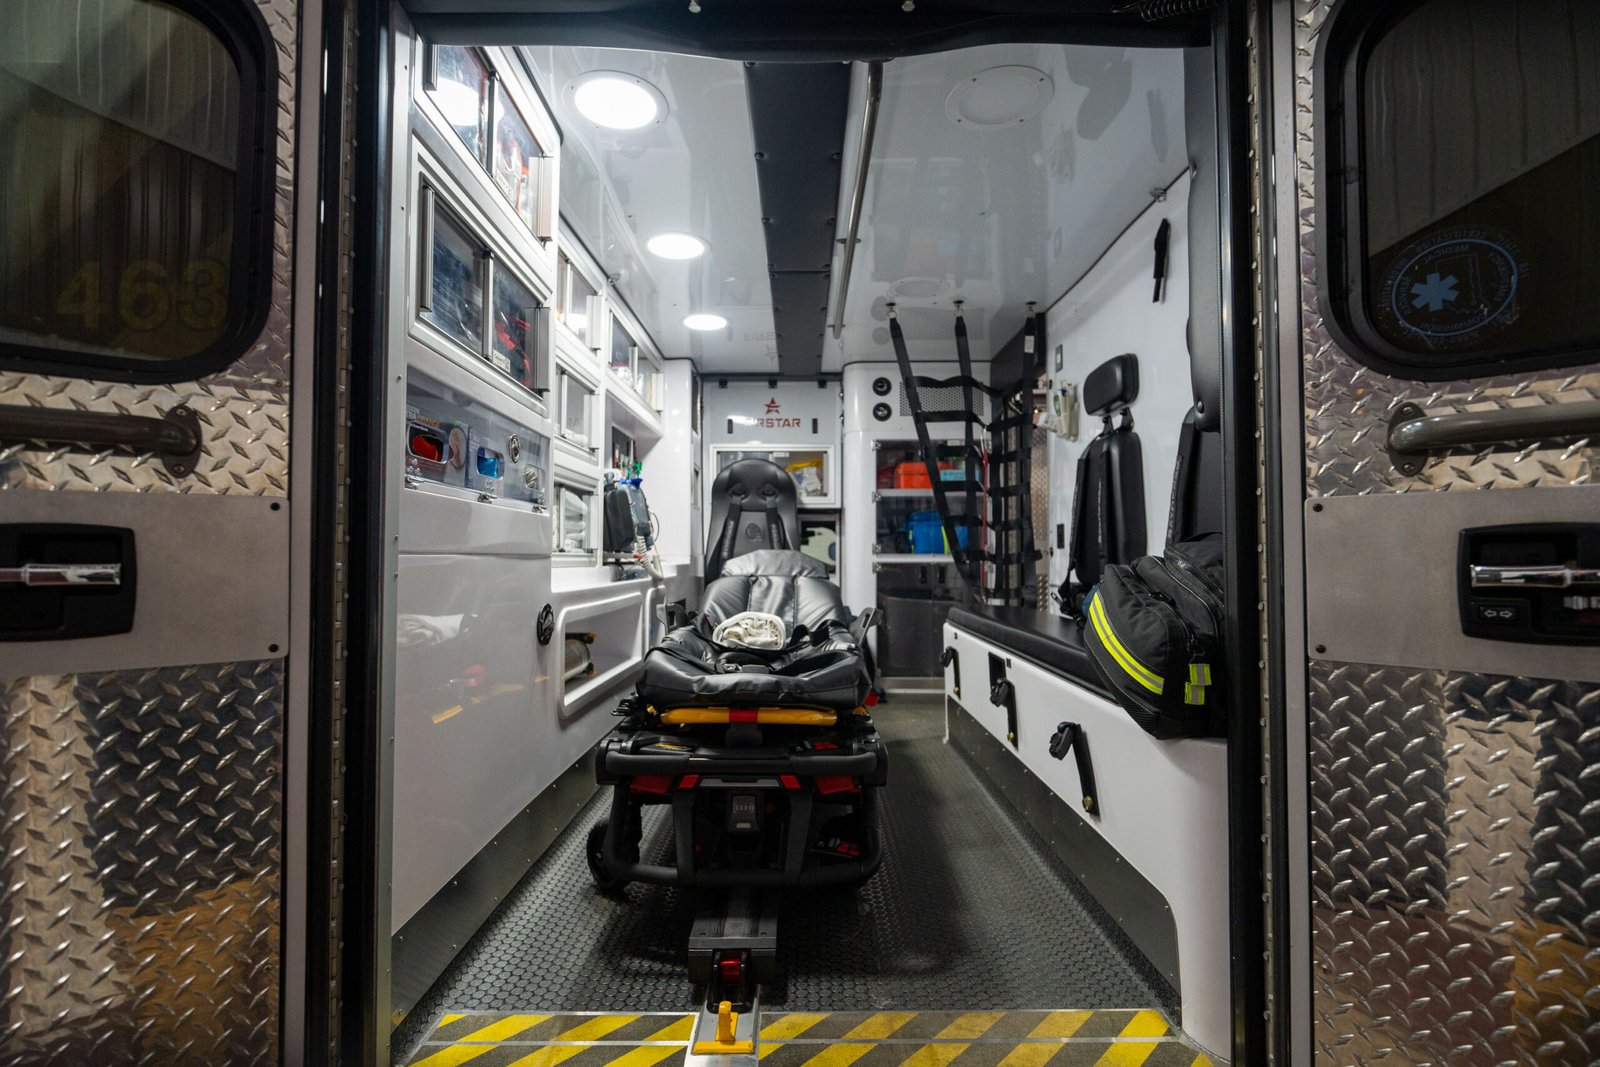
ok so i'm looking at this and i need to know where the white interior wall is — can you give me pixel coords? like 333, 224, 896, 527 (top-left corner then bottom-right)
1045, 171, 1193, 595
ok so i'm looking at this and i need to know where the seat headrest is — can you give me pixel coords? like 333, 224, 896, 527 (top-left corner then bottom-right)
718, 549, 828, 579
1083, 354, 1139, 417
714, 458, 795, 507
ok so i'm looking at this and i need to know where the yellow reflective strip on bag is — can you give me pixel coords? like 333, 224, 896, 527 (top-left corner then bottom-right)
1088, 594, 1164, 695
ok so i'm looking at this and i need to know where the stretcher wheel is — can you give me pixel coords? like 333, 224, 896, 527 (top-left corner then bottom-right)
586, 821, 630, 894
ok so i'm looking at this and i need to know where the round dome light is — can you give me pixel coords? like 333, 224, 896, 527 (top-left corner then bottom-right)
646, 232, 708, 260
571, 72, 664, 130
683, 313, 728, 331
945, 65, 1053, 127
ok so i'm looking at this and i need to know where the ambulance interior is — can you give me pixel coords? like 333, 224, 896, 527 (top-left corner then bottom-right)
383, 4, 1243, 1063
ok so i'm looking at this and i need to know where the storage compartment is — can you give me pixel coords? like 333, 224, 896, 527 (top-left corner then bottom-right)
555, 481, 596, 557
556, 367, 596, 451
875, 562, 963, 677
711, 445, 836, 507
558, 592, 645, 714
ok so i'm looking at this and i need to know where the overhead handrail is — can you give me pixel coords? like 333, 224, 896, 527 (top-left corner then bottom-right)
0, 403, 203, 476
1386, 399, 1600, 475
829, 61, 883, 340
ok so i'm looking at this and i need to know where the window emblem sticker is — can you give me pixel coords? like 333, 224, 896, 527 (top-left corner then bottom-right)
1376, 226, 1528, 348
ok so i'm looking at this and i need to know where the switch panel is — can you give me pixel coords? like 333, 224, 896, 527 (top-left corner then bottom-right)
1458, 523, 1600, 645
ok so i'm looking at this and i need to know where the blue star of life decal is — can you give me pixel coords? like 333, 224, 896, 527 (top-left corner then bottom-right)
1409, 272, 1459, 312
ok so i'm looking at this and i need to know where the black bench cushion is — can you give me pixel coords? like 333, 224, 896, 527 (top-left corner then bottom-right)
947, 606, 1110, 699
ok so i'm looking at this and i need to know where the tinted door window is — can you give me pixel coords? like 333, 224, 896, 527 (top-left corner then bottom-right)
0, 0, 268, 375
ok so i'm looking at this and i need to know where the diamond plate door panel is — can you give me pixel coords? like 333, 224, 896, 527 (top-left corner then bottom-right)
1289, 2, 1600, 1065
0, 0, 301, 1064
1308, 663, 1598, 1065
0, 0, 298, 498
0, 661, 283, 1066
1292, 0, 1599, 501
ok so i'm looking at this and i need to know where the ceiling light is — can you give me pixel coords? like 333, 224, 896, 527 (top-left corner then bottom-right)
946, 65, 1054, 127
570, 72, 665, 130
647, 232, 708, 260
431, 79, 483, 130
683, 313, 728, 331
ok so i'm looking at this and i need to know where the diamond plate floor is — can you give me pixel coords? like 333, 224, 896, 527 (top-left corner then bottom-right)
392, 697, 1176, 1064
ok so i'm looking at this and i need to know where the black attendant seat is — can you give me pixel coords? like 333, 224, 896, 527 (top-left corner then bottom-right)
1060, 353, 1147, 616
704, 458, 802, 581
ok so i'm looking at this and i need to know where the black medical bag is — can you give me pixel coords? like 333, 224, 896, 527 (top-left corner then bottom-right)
1081, 533, 1226, 739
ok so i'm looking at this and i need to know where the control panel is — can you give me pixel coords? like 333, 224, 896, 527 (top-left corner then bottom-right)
1458, 523, 1600, 645
405, 370, 550, 509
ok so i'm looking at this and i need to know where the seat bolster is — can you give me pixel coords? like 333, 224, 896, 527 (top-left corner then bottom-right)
1103, 430, 1148, 566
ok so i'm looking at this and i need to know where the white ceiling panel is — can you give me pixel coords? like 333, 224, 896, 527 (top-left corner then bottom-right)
824, 44, 1187, 369
522, 45, 779, 372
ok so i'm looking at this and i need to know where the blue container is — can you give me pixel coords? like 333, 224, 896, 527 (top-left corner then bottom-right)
905, 511, 968, 553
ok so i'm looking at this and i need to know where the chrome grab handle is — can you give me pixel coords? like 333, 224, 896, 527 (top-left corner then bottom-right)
1469, 564, 1600, 589
0, 563, 122, 587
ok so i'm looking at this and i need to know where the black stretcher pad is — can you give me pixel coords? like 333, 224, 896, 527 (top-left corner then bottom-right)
947, 606, 1111, 700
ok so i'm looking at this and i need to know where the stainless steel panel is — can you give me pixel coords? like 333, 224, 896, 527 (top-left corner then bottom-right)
0, 0, 298, 499
1308, 661, 1599, 1065
1291, 2, 1600, 1064
0, 492, 290, 677
0, 659, 284, 1065
390, 758, 599, 1028
0, 1, 300, 1062
1303, 487, 1600, 685
1292, 0, 1600, 503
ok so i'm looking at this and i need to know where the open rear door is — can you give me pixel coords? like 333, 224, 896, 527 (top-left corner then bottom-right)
0, 0, 314, 1061
1279, 0, 1600, 1062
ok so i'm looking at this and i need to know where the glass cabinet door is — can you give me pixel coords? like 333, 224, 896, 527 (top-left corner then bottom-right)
711, 446, 835, 507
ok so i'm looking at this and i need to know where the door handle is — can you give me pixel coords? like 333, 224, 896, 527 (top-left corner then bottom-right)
0, 563, 122, 586
1470, 564, 1600, 589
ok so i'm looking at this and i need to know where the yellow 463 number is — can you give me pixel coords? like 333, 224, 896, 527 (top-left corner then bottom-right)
55, 259, 229, 334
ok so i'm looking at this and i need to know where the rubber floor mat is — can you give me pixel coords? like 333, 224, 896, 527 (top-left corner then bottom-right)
393, 698, 1178, 1062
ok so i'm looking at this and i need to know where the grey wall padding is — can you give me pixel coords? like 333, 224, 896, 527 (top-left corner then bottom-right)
744, 62, 851, 376
1182, 46, 1223, 432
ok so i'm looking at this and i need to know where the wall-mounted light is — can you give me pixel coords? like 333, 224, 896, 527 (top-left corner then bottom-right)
569, 71, 667, 131
646, 232, 708, 260
683, 313, 728, 331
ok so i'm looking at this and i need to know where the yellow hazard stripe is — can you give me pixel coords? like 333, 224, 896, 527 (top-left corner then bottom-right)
411, 1015, 553, 1066
1089, 594, 1164, 694
842, 1012, 919, 1040
935, 1012, 1004, 1039
417, 1008, 1212, 1067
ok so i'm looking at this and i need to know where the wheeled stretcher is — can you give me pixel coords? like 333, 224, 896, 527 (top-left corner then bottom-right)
588, 548, 886, 890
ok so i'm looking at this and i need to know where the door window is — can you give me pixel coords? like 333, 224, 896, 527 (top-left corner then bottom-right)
1324, 0, 1600, 378
0, 0, 270, 378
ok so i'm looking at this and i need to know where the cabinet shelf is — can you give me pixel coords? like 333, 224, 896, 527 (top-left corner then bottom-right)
874, 487, 983, 499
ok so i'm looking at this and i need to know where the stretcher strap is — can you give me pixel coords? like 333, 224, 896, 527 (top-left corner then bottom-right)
890, 313, 980, 589
955, 312, 980, 593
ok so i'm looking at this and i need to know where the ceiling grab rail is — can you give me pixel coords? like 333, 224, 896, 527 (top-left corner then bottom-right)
0, 403, 203, 477
829, 61, 884, 340
1385, 399, 1600, 475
